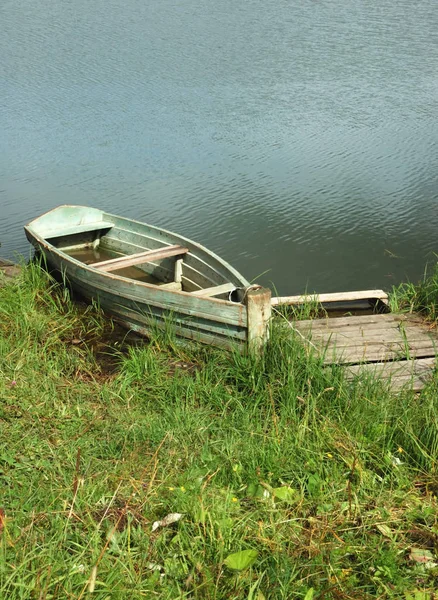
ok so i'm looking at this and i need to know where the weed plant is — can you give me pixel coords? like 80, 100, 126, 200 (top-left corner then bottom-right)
0, 264, 437, 599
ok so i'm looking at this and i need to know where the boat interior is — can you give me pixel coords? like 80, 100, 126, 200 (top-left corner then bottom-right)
37, 217, 244, 302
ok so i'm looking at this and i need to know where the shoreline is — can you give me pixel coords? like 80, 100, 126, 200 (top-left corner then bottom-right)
0, 257, 21, 280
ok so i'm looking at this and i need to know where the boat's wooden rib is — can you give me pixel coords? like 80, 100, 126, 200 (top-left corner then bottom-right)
92, 245, 188, 272
100, 234, 225, 290
102, 222, 244, 287
100, 236, 183, 285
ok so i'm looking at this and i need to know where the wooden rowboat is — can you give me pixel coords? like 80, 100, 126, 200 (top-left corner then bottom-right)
25, 205, 271, 350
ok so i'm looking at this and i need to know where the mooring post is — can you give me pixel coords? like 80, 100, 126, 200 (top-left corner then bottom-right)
246, 286, 272, 355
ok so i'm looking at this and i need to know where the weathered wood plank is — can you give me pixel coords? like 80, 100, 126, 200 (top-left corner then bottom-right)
246, 287, 271, 355
345, 358, 436, 392
322, 344, 438, 364
296, 323, 430, 340
192, 283, 236, 297
272, 289, 388, 307
300, 318, 431, 332
100, 236, 180, 283
115, 317, 244, 350
346, 357, 436, 377
321, 339, 438, 355
305, 329, 435, 344
92, 245, 188, 272
69, 262, 248, 328
104, 301, 248, 343
294, 314, 416, 331
68, 279, 247, 343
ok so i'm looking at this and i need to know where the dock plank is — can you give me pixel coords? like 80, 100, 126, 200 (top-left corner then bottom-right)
322, 344, 438, 365
272, 289, 388, 306
295, 313, 414, 330
345, 358, 436, 392
303, 329, 434, 344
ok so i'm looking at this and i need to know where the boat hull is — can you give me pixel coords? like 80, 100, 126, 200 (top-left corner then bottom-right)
24, 206, 270, 350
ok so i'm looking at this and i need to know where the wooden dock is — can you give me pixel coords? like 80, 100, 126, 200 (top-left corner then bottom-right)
292, 312, 438, 392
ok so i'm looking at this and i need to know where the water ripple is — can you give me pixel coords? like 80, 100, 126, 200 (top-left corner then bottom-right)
1, 0, 437, 293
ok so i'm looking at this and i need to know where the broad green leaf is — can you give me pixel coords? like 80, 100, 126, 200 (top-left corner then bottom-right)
246, 483, 268, 498
273, 486, 299, 503
376, 524, 393, 539
404, 591, 430, 600
409, 548, 435, 564
224, 549, 258, 571
304, 589, 314, 600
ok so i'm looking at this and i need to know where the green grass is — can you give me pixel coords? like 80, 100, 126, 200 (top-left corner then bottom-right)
0, 264, 437, 599
390, 261, 438, 322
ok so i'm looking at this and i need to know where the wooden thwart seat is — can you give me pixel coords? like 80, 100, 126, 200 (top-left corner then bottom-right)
92, 244, 189, 273
44, 221, 114, 239
192, 282, 236, 298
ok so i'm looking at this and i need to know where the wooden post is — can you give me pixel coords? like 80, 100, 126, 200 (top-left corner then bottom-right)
246, 286, 271, 355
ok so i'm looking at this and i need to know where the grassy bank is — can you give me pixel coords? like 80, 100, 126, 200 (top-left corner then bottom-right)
0, 264, 437, 599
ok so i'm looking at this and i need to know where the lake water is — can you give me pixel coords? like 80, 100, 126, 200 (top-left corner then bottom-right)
1, 0, 437, 294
